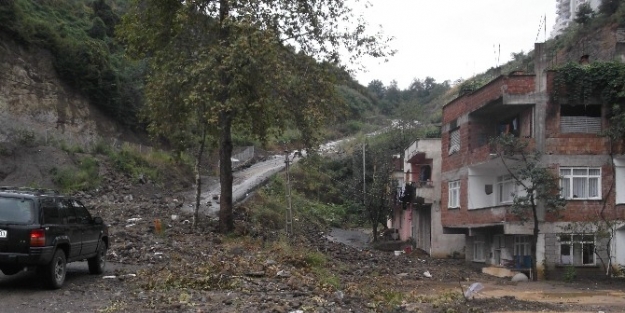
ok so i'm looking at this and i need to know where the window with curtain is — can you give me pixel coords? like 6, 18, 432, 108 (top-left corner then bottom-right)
558, 234, 595, 265
560, 167, 601, 200
497, 174, 516, 204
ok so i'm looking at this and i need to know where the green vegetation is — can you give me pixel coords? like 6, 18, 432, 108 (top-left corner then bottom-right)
563, 266, 577, 283
51, 155, 100, 192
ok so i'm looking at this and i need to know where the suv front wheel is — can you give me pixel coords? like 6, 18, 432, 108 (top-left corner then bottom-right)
42, 249, 67, 289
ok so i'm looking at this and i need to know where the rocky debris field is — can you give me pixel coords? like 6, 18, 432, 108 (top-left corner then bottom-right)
73, 176, 621, 313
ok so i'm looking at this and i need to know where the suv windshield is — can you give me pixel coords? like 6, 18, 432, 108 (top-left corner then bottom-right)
0, 197, 35, 223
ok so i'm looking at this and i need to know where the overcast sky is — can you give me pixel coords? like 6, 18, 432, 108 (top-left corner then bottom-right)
352, 0, 557, 89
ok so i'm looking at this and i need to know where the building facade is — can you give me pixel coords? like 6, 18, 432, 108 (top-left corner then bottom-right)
440, 43, 625, 279
390, 139, 465, 258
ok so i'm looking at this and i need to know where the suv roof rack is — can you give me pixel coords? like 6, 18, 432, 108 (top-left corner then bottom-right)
0, 186, 60, 195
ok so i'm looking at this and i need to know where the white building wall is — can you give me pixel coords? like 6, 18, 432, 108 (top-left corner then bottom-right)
404, 139, 465, 258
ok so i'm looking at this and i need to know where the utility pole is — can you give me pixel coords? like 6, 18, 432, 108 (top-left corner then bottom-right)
284, 150, 294, 236
362, 143, 366, 205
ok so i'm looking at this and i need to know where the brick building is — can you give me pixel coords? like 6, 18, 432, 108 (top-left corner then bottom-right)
440, 43, 625, 279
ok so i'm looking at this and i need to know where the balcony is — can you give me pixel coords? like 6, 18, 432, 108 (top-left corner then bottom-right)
414, 181, 435, 205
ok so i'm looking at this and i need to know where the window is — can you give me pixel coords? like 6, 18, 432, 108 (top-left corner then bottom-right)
449, 128, 460, 155
514, 236, 531, 256
497, 174, 516, 204
0, 197, 34, 223
558, 234, 595, 265
498, 116, 520, 137
560, 104, 601, 134
473, 236, 485, 262
448, 180, 460, 208
560, 167, 601, 200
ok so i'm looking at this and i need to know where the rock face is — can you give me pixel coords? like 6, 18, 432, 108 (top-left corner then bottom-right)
553, 26, 625, 65
0, 32, 118, 148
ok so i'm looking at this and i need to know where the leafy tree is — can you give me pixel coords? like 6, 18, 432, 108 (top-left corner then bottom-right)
346, 122, 423, 240
118, 0, 392, 232
367, 79, 386, 100
574, 2, 594, 25
490, 134, 566, 281
599, 0, 621, 16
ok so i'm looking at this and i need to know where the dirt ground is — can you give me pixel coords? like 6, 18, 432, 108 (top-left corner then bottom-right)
1, 145, 625, 312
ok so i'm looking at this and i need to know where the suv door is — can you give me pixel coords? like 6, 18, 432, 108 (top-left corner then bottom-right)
62, 199, 83, 259
70, 199, 99, 256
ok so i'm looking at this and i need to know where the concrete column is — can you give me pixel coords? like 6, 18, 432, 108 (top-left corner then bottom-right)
536, 232, 546, 280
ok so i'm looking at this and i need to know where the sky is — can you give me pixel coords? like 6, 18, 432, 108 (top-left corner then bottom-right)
352, 0, 557, 89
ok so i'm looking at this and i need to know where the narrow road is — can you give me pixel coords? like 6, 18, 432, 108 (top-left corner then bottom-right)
181, 140, 346, 217
181, 154, 292, 217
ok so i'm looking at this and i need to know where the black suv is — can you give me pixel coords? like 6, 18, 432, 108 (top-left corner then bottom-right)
0, 187, 108, 289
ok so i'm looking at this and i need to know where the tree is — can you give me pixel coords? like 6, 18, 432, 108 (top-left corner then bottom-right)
118, 0, 393, 232
349, 122, 422, 241
574, 2, 594, 25
490, 134, 566, 281
599, 0, 621, 16
367, 79, 386, 100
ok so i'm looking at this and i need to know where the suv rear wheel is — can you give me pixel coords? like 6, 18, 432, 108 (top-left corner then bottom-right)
42, 249, 66, 289
88, 239, 106, 274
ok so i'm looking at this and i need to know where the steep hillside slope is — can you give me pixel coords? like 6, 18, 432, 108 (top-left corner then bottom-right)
0, 31, 122, 147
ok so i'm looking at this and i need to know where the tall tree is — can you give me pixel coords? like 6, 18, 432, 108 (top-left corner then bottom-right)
118, 0, 393, 232
490, 134, 566, 281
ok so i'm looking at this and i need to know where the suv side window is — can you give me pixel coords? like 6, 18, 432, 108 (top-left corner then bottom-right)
62, 199, 79, 224
70, 199, 92, 224
42, 198, 64, 224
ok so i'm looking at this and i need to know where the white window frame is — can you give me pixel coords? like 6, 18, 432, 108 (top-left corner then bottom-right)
514, 235, 531, 256
558, 234, 595, 266
560, 167, 601, 200
449, 128, 460, 155
497, 174, 516, 204
473, 236, 485, 262
448, 180, 460, 209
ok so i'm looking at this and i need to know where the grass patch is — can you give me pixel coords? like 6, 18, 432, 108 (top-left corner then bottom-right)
51, 155, 100, 192
109, 144, 160, 183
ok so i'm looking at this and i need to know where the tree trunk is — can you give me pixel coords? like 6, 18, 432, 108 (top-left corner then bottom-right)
372, 219, 378, 242
216, 0, 234, 233
218, 110, 234, 233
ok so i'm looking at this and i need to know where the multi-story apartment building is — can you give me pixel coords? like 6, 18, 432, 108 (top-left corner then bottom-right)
390, 139, 464, 258
552, 0, 601, 37
440, 43, 625, 279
